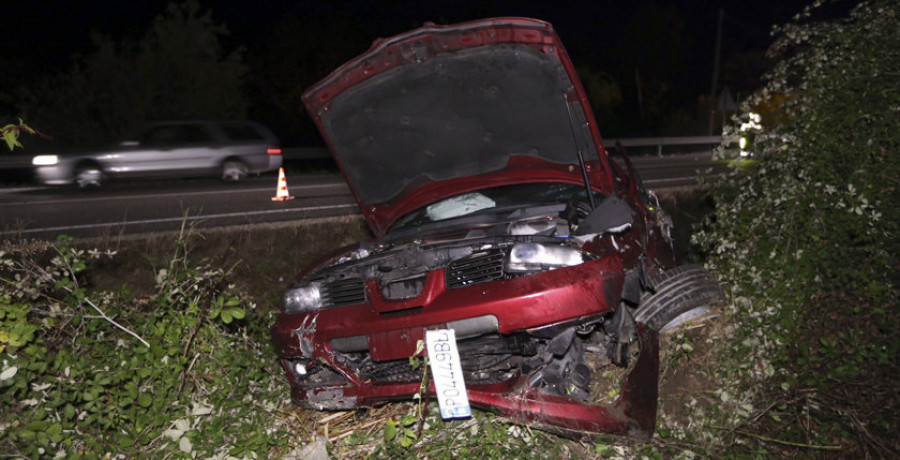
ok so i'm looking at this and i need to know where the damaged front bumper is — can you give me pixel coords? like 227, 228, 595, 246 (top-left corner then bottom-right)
273, 316, 659, 439
271, 249, 663, 439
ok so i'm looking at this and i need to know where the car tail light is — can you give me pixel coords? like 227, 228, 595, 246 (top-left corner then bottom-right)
267, 148, 282, 155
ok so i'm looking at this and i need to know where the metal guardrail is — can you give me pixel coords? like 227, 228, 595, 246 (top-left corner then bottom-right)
283, 136, 727, 160
604, 136, 725, 156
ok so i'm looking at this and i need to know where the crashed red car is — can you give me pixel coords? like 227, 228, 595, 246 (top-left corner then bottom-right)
271, 17, 722, 439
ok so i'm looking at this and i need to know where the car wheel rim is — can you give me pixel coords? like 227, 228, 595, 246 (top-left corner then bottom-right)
76, 169, 103, 188
223, 162, 247, 181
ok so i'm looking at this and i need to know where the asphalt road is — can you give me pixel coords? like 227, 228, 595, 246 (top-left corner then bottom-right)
0, 152, 727, 241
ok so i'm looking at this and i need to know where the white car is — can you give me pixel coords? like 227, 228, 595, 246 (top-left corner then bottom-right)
32, 120, 282, 188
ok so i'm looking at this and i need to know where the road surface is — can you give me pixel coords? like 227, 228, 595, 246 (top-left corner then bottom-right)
0, 152, 728, 241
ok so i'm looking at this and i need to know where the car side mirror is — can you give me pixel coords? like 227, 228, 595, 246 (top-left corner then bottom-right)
572, 195, 634, 236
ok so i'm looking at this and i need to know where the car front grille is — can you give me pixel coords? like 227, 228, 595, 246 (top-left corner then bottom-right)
322, 277, 366, 307
317, 248, 510, 308
362, 358, 425, 384
445, 250, 507, 289
381, 276, 426, 300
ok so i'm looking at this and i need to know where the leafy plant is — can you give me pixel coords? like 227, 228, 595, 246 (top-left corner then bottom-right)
1, 119, 36, 150
682, 0, 900, 457
0, 228, 296, 457
384, 414, 419, 448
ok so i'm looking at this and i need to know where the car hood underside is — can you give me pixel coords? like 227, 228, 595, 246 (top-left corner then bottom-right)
302, 18, 603, 230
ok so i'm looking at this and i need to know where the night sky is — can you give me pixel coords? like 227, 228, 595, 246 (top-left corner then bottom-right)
7, 0, 814, 73
3, 0, 833, 142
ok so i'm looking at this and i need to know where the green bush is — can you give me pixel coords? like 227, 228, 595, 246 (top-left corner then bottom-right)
0, 234, 294, 458
691, 0, 899, 456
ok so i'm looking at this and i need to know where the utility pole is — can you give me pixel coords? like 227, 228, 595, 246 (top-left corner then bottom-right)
708, 8, 724, 135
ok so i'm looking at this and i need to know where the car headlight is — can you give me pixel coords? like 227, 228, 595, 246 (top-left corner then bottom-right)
32, 155, 59, 166
284, 282, 323, 313
505, 243, 584, 273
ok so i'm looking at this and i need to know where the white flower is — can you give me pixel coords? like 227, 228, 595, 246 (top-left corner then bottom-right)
0, 365, 17, 382
179, 436, 192, 453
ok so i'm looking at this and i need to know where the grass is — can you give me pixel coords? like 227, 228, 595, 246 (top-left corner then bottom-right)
77, 215, 374, 309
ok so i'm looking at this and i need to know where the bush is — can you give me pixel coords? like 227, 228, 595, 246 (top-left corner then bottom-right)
0, 234, 294, 457
691, 0, 899, 456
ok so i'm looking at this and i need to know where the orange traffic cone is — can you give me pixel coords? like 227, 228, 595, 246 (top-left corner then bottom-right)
271, 167, 295, 201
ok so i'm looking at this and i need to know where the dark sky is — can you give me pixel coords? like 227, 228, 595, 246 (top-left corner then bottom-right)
7, 0, 814, 72
6, 0, 834, 141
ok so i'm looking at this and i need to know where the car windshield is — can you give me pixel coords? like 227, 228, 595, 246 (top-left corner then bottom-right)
389, 182, 599, 235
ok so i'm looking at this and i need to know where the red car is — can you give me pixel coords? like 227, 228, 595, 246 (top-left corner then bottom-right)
271, 17, 722, 439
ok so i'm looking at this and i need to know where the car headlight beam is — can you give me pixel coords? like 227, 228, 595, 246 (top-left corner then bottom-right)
505, 243, 584, 273
32, 155, 59, 166
284, 282, 323, 313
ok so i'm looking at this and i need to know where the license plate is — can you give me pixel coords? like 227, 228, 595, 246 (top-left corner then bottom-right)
425, 329, 472, 419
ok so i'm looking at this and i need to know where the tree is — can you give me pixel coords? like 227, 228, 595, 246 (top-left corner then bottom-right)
16, 1, 247, 147
576, 67, 624, 135
246, 11, 368, 146
611, 3, 695, 135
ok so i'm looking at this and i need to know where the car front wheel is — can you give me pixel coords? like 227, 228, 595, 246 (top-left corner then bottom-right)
634, 265, 725, 331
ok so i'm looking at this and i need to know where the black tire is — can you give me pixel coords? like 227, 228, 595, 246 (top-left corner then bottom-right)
634, 265, 724, 331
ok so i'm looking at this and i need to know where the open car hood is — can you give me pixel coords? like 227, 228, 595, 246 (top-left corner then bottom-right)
303, 17, 612, 236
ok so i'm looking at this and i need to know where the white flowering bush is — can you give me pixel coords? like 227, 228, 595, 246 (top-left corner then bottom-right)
685, 0, 899, 456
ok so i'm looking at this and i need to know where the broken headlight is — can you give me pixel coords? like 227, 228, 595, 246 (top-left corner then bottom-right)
505, 243, 584, 273
284, 282, 323, 313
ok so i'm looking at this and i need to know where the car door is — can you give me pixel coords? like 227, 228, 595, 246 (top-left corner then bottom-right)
108, 123, 219, 179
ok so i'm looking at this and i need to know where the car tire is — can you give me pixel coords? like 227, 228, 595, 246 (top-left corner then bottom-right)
634, 265, 724, 331
75, 165, 104, 188
222, 160, 248, 181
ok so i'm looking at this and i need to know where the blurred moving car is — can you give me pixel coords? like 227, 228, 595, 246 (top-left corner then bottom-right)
270, 18, 723, 440
32, 120, 282, 187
